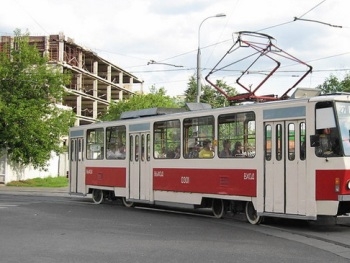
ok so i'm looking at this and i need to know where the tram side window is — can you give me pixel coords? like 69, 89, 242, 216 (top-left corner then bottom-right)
276, 124, 283, 161
288, 123, 295, 161
70, 139, 75, 161
265, 125, 272, 161
106, 126, 126, 160
73, 138, 83, 162
183, 115, 215, 159
79, 139, 84, 161
218, 112, 256, 158
130, 135, 134, 161
146, 134, 151, 161
86, 128, 104, 160
135, 135, 140, 162
153, 119, 181, 159
300, 122, 306, 160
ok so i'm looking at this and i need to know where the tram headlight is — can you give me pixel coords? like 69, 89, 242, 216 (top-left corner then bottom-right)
347, 180, 350, 190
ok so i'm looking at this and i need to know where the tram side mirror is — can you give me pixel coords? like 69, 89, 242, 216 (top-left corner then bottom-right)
310, 135, 320, 147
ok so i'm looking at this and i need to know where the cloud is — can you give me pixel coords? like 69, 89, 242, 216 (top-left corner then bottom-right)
0, 0, 349, 96
149, 0, 212, 15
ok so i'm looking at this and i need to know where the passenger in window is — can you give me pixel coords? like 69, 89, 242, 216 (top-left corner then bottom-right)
199, 139, 214, 158
246, 144, 255, 157
116, 144, 126, 159
166, 150, 175, 158
97, 147, 104, 159
219, 139, 232, 158
107, 144, 118, 159
233, 141, 244, 157
155, 147, 167, 159
317, 128, 341, 156
160, 147, 167, 158
317, 128, 333, 156
188, 144, 199, 158
174, 145, 181, 158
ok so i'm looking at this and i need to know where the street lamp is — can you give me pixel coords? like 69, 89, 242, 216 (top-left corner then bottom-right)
196, 13, 226, 103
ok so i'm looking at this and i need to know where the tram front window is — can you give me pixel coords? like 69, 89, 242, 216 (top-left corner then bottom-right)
315, 127, 341, 157
314, 103, 342, 157
336, 102, 350, 156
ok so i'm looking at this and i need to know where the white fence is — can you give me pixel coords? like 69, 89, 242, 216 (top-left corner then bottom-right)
0, 151, 68, 184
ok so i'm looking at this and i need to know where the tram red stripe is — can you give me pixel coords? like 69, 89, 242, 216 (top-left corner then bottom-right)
153, 168, 256, 196
316, 169, 350, 200
85, 167, 126, 187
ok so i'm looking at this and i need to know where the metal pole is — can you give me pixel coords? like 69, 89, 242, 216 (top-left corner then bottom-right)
196, 13, 226, 103
196, 45, 201, 103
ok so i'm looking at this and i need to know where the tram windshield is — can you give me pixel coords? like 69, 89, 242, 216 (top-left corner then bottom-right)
335, 102, 350, 156
314, 101, 350, 157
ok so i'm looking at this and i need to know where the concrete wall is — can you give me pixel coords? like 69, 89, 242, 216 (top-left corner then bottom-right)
1, 152, 68, 184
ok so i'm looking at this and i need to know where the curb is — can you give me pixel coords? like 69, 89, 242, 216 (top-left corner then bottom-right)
0, 186, 69, 195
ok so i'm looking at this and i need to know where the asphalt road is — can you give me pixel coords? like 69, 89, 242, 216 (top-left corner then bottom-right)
0, 187, 350, 263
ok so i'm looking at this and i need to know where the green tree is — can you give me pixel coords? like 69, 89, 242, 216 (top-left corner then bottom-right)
316, 73, 350, 94
341, 73, 350, 92
0, 30, 75, 169
102, 86, 180, 120
184, 75, 237, 108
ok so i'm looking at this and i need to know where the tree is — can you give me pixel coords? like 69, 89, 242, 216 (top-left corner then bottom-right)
184, 75, 237, 108
316, 73, 350, 94
102, 86, 180, 121
341, 74, 350, 92
0, 30, 75, 169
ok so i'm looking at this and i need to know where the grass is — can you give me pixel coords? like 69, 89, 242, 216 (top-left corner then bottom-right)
6, 176, 68, 187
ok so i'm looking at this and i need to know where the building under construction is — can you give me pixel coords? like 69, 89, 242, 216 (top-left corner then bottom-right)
0, 32, 144, 183
0, 32, 143, 126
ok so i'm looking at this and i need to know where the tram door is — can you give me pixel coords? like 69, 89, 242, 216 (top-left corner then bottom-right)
69, 137, 85, 194
129, 132, 151, 201
264, 120, 307, 215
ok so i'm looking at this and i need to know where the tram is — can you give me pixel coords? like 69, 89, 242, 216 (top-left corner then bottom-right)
69, 93, 350, 224
68, 32, 350, 224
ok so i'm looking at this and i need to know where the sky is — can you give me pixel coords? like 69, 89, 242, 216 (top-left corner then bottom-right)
0, 0, 349, 97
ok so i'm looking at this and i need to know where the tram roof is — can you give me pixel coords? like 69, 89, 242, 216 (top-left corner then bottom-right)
120, 103, 212, 119
70, 91, 350, 132
309, 93, 350, 102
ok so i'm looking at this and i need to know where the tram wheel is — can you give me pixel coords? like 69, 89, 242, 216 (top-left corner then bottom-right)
92, 189, 104, 204
245, 201, 262, 225
212, 199, 225, 218
122, 197, 135, 208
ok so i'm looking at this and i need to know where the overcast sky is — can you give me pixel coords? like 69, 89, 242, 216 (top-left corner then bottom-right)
1, 0, 349, 97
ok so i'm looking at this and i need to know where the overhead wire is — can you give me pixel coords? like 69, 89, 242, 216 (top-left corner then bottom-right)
8, 0, 349, 90
298, 0, 327, 19
137, 1, 328, 68
131, 0, 349, 84
13, 0, 49, 35
199, 0, 240, 84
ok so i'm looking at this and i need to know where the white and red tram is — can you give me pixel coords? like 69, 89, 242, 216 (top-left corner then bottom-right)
69, 94, 350, 224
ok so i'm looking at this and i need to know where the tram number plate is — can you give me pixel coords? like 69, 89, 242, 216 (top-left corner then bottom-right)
181, 176, 190, 184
